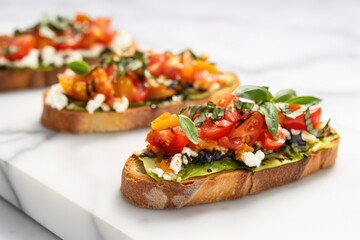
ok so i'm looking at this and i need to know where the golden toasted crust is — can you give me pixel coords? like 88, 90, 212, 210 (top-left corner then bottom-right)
41, 77, 239, 133
120, 138, 339, 209
0, 67, 65, 91
0, 59, 100, 92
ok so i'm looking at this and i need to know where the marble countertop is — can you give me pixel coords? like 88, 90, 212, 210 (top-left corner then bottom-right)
1, 0, 359, 239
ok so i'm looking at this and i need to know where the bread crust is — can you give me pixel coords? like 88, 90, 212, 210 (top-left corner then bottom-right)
120, 138, 339, 209
0, 59, 100, 92
41, 78, 239, 133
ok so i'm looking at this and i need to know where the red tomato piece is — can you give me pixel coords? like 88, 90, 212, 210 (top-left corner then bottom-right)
217, 94, 236, 107
218, 136, 243, 150
261, 130, 286, 150
284, 107, 321, 130
230, 112, 265, 145
199, 119, 236, 141
224, 106, 242, 122
5, 34, 35, 60
146, 127, 188, 154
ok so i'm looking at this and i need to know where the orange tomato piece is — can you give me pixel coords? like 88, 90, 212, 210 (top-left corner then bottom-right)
147, 78, 175, 100
113, 76, 135, 101
193, 60, 219, 74
151, 112, 179, 130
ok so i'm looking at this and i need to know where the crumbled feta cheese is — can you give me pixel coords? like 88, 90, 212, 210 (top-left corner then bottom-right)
242, 150, 265, 168
182, 157, 188, 165
170, 153, 183, 174
112, 97, 129, 112
110, 32, 133, 54
301, 131, 319, 144
13, 49, 39, 69
151, 168, 164, 178
65, 51, 83, 63
291, 129, 301, 135
163, 173, 176, 181
209, 83, 220, 91
41, 46, 64, 67
171, 95, 183, 102
39, 26, 56, 39
279, 127, 291, 140
0, 57, 11, 66
101, 103, 111, 112
45, 84, 68, 110
181, 147, 198, 157
86, 94, 106, 114
79, 44, 105, 58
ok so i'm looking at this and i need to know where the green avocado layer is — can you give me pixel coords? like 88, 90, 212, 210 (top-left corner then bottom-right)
139, 134, 339, 182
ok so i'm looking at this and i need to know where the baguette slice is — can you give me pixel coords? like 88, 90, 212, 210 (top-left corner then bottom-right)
121, 138, 339, 209
41, 78, 239, 133
0, 59, 101, 92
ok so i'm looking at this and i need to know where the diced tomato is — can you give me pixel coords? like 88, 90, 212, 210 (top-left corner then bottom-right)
261, 130, 286, 150
113, 76, 135, 100
5, 34, 35, 60
224, 106, 242, 122
0, 36, 11, 57
179, 50, 194, 83
193, 60, 219, 74
230, 112, 265, 145
54, 30, 82, 50
217, 94, 236, 107
199, 119, 236, 141
147, 54, 166, 77
75, 13, 91, 24
218, 136, 243, 150
278, 111, 285, 127
146, 127, 188, 154
284, 107, 321, 130
193, 70, 219, 90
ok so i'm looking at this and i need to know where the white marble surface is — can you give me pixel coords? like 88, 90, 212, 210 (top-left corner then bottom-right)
1, 0, 360, 239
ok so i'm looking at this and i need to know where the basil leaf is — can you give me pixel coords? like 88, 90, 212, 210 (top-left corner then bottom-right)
177, 115, 199, 144
286, 96, 321, 105
210, 107, 225, 121
194, 111, 207, 126
273, 89, 297, 102
67, 61, 90, 76
234, 85, 272, 102
260, 102, 279, 136
189, 105, 202, 119
305, 108, 330, 137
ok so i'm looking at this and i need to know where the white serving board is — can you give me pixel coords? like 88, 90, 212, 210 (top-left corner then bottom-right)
0, 89, 359, 240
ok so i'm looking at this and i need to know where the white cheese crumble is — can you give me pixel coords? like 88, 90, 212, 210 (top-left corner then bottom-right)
209, 83, 220, 91
13, 49, 40, 69
110, 32, 133, 55
163, 173, 176, 181
301, 131, 319, 144
279, 127, 291, 140
151, 168, 164, 178
65, 51, 83, 64
86, 94, 106, 114
171, 95, 183, 102
0, 57, 11, 66
242, 150, 265, 168
112, 97, 129, 112
181, 147, 198, 157
291, 129, 301, 135
101, 103, 111, 112
41, 46, 64, 67
79, 44, 105, 58
39, 26, 56, 39
45, 84, 68, 110
169, 153, 183, 174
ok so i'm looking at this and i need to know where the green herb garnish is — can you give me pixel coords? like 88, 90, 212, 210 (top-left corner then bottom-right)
177, 114, 199, 144
305, 108, 330, 137
67, 61, 91, 76
234, 85, 326, 137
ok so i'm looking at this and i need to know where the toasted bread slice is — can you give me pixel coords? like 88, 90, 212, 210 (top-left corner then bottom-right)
41, 79, 239, 133
0, 67, 66, 91
0, 58, 102, 92
120, 138, 339, 209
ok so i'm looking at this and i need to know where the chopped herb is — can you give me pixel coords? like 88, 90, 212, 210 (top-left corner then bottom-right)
67, 61, 91, 76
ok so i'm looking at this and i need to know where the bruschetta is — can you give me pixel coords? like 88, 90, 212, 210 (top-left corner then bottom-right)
0, 13, 136, 91
41, 49, 239, 133
120, 85, 339, 209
